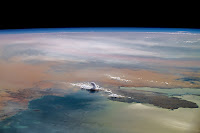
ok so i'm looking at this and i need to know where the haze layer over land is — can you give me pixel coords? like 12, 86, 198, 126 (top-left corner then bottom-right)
0, 28, 200, 133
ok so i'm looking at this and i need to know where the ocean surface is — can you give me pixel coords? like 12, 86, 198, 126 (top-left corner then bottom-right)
0, 90, 113, 133
0, 28, 200, 133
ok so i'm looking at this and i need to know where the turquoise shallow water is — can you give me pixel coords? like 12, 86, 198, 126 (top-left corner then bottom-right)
0, 90, 112, 133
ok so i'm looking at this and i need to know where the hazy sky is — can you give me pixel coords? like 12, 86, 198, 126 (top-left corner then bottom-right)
0, 32, 200, 68
0, 29, 200, 133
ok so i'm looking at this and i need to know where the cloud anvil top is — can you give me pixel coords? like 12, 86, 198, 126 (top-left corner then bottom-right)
0, 28, 200, 133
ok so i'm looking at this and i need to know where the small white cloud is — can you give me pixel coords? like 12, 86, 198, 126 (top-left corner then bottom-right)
105, 74, 132, 82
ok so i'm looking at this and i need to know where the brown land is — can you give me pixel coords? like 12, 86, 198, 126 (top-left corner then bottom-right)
109, 88, 198, 109
0, 60, 200, 120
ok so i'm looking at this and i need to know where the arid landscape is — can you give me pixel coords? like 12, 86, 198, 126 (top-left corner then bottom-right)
0, 29, 200, 133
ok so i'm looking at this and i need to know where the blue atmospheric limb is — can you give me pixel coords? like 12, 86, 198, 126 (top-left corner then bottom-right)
0, 27, 200, 34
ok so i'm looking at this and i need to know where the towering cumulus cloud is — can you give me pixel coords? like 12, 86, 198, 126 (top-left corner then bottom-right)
0, 29, 200, 133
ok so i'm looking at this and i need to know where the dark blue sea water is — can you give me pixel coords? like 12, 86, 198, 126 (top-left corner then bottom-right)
0, 90, 109, 133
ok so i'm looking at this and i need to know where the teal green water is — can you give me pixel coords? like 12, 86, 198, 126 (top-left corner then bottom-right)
121, 87, 200, 96
0, 90, 115, 133
0, 88, 199, 133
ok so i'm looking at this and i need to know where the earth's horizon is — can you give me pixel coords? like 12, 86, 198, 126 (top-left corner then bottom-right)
0, 28, 200, 133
